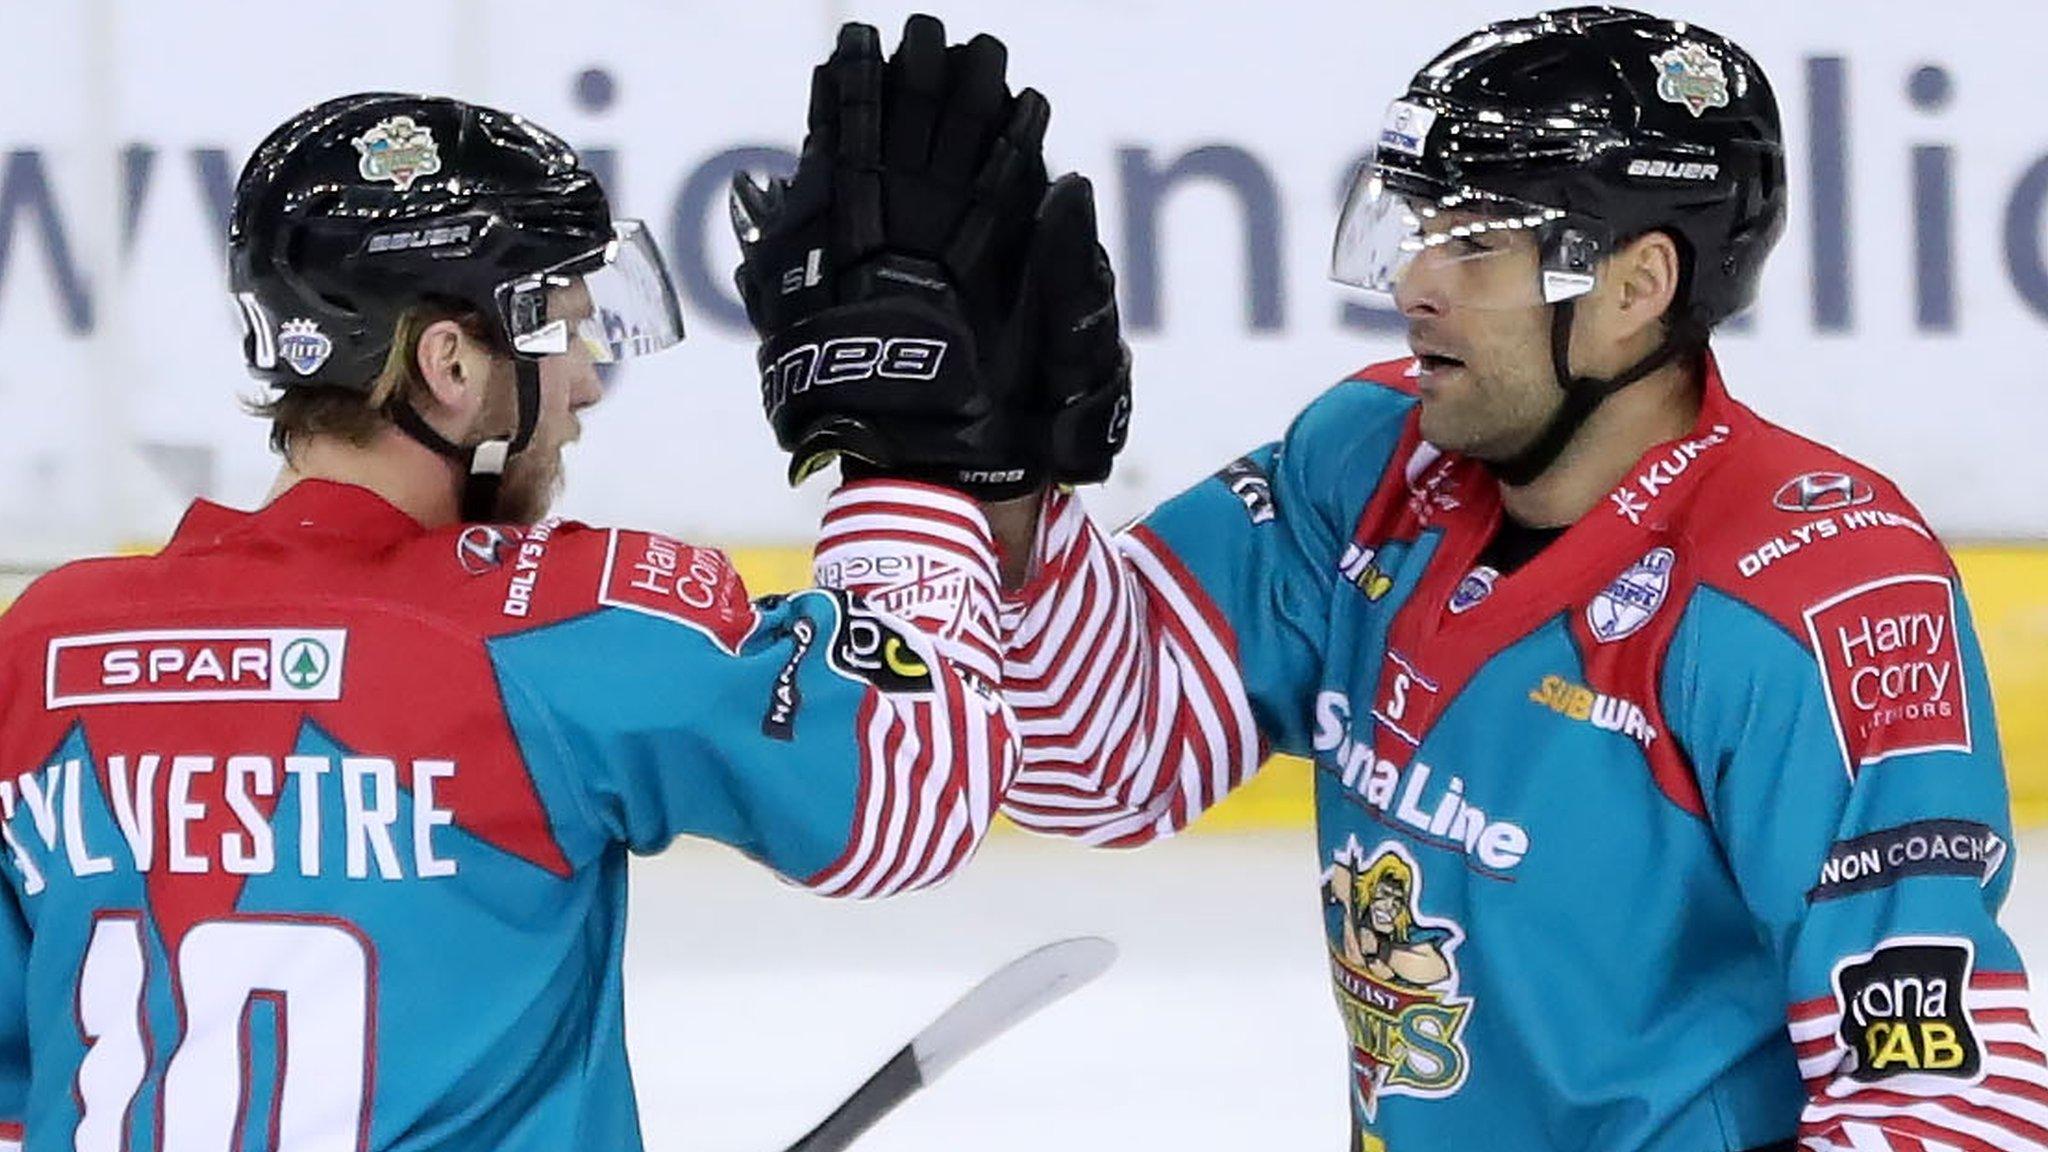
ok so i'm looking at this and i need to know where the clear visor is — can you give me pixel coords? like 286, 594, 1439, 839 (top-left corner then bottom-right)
497, 219, 685, 362
1330, 164, 1601, 310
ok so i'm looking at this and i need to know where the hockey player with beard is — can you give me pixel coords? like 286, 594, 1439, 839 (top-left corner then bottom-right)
738, 7, 2048, 1151
0, 78, 1066, 1150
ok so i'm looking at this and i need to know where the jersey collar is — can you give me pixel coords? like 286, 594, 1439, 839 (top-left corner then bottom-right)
166, 480, 432, 556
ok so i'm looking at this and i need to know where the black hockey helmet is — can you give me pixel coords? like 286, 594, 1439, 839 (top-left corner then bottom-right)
227, 92, 683, 517
1331, 7, 1786, 481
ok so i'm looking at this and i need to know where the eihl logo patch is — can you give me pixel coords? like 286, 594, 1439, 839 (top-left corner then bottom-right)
278, 319, 332, 377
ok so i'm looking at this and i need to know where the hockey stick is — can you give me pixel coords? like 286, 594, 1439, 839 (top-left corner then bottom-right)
777, 936, 1118, 1152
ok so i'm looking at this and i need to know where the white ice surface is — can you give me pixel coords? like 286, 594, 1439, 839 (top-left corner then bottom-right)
624, 830, 2048, 1151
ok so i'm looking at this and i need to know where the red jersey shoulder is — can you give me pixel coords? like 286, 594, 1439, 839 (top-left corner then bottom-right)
412, 518, 759, 652
1677, 417, 1972, 773
1344, 356, 1422, 397
1679, 418, 1955, 618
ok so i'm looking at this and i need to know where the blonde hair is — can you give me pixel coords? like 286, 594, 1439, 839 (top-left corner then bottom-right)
1354, 852, 1418, 942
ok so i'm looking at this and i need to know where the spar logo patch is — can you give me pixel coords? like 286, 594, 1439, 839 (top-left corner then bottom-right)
47, 629, 348, 706
599, 530, 758, 654
1832, 937, 1983, 1083
1804, 575, 1971, 777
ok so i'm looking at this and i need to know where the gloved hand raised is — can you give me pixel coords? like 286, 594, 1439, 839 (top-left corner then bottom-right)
732, 14, 1130, 498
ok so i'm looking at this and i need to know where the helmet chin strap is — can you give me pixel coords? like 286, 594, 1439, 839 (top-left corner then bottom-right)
1482, 301, 1688, 488
390, 357, 544, 522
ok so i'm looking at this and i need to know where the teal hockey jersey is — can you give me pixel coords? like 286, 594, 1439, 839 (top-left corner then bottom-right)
993, 354, 2046, 1151
0, 479, 1015, 1152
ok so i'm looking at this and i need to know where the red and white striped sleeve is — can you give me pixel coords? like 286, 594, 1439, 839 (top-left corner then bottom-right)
805, 481, 1019, 897
1787, 970, 2048, 1152
994, 488, 1264, 847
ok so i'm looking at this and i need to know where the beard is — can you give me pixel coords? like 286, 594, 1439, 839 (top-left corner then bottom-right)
1419, 380, 1564, 464
490, 445, 565, 524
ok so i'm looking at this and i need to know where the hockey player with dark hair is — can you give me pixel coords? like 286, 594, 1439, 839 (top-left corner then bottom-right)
0, 78, 1056, 1149
738, 7, 2048, 1150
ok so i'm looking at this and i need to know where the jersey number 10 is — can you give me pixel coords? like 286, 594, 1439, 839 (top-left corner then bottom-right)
74, 913, 374, 1150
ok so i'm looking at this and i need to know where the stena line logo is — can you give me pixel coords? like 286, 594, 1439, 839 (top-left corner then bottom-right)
46, 628, 348, 707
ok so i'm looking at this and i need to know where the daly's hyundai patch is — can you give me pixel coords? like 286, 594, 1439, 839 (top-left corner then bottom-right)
47, 628, 348, 707
1831, 937, 1983, 1083
1803, 574, 1971, 776
599, 530, 757, 654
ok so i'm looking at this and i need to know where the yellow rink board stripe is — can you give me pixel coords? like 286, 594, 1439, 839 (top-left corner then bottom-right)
724, 544, 2048, 833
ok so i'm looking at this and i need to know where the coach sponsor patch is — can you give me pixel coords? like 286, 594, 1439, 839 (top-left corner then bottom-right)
1809, 820, 2008, 903
599, 530, 757, 653
1832, 938, 1983, 1083
47, 629, 348, 707
1216, 456, 1277, 525
1804, 575, 1971, 776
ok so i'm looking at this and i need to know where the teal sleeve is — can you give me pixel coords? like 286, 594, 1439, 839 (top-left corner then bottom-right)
495, 586, 1008, 898
1134, 378, 1418, 755
1667, 580, 2046, 1137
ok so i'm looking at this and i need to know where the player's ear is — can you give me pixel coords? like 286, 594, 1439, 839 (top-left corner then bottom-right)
1610, 230, 1683, 342
413, 319, 487, 417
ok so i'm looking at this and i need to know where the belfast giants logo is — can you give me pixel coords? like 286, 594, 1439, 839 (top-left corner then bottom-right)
1323, 837, 1473, 1130
1587, 546, 1676, 643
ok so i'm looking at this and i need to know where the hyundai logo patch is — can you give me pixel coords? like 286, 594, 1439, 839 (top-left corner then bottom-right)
277, 319, 332, 377
456, 524, 519, 576
1773, 471, 1875, 514
1587, 547, 1675, 643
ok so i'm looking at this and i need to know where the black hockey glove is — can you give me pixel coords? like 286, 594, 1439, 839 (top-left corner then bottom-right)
1029, 171, 1131, 486
732, 15, 1130, 497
